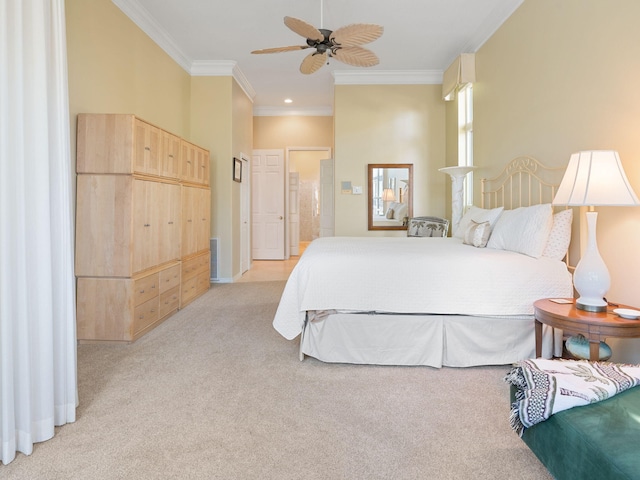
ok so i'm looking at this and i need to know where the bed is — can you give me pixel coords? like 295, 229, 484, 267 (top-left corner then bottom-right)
272, 157, 574, 367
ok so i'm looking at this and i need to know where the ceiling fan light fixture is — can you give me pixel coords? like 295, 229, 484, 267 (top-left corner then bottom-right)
251, 14, 383, 74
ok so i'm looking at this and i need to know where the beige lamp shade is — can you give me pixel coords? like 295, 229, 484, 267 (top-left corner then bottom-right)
552, 150, 640, 206
382, 188, 396, 202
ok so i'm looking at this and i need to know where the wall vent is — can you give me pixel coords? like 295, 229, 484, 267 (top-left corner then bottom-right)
210, 237, 220, 281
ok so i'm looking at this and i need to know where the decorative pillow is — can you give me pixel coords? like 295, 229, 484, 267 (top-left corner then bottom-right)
454, 206, 504, 239
542, 209, 573, 260
486, 204, 554, 258
394, 203, 408, 221
385, 208, 394, 219
463, 220, 491, 248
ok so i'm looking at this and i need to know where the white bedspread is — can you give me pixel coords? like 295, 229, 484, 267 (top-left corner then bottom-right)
273, 237, 573, 340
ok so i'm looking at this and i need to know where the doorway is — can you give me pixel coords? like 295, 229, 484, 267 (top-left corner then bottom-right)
287, 147, 332, 256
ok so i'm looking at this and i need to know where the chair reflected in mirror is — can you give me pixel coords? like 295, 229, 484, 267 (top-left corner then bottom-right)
406, 216, 450, 237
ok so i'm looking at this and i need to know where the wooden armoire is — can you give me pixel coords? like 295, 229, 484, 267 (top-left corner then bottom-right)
75, 114, 211, 342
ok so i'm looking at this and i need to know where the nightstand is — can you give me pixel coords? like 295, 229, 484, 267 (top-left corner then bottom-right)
534, 298, 640, 361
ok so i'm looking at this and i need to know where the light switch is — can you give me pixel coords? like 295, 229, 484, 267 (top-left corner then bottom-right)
352, 186, 362, 194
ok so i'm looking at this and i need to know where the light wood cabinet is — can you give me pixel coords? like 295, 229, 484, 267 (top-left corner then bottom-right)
75, 113, 211, 343
77, 262, 181, 342
180, 139, 210, 186
181, 185, 211, 258
75, 176, 180, 277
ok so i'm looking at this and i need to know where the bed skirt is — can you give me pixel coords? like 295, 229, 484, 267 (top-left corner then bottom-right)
299, 312, 561, 368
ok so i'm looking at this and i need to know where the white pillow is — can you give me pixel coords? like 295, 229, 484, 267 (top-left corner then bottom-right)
394, 203, 408, 220
542, 209, 573, 260
454, 206, 504, 239
463, 220, 491, 248
486, 204, 554, 258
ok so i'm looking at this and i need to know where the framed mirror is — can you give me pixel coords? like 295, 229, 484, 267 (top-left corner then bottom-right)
368, 163, 413, 230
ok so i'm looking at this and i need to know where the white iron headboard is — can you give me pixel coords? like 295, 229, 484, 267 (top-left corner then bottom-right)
480, 156, 566, 210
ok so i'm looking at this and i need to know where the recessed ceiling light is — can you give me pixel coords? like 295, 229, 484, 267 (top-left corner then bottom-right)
284, 98, 293, 104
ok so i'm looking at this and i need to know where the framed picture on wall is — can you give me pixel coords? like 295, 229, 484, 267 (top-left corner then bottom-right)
233, 157, 242, 182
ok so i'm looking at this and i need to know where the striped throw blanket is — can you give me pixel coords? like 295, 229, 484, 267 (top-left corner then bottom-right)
505, 358, 640, 436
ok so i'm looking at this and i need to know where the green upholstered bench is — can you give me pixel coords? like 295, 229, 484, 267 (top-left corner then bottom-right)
513, 385, 640, 479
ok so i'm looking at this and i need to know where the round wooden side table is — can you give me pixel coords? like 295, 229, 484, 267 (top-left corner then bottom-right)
534, 298, 640, 361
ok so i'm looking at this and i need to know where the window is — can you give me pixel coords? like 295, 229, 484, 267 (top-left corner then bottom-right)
458, 83, 473, 206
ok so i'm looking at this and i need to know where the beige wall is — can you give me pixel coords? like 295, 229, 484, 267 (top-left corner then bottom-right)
334, 84, 446, 236
475, 0, 640, 362
253, 116, 333, 149
66, 0, 191, 157
190, 77, 253, 281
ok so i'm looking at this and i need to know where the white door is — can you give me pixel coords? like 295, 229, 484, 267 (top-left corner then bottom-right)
289, 172, 300, 256
240, 155, 250, 274
252, 149, 285, 260
320, 158, 335, 237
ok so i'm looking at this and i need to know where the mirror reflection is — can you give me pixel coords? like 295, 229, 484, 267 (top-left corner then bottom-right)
368, 163, 413, 230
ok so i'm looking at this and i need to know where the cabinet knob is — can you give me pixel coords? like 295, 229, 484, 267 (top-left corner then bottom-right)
168, 221, 174, 225
144, 223, 150, 227
145, 146, 151, 151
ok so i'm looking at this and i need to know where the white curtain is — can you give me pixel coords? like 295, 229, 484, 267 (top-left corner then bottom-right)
0, 0, 77, 465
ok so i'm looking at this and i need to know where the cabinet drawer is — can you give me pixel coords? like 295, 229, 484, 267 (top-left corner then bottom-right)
159, 286, 180, 318
133, 297, 159, 334
159, 264, 181, 292
181, 276, 198, 306
182, 252, 209, 281
196, 271, 210, 295
134, 273, 159, 306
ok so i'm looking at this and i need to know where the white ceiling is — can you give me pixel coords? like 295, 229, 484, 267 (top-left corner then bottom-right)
112, 0, 523, 115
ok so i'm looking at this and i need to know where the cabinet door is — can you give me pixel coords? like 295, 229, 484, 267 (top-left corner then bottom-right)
134, 119, 162, 177
75, 175, 133, 277
180, 141, 197, 183
196, 187, 211, 253
158, 183, 181, 264
181, 186, 197, 257
161, 131, 181, 179
132, 179, 160, 273
195, 147, 210, 185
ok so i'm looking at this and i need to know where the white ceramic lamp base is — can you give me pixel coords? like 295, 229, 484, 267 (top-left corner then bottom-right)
573, 211, 610, 312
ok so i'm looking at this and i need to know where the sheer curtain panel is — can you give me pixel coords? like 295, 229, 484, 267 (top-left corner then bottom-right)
0, 0, 77, 465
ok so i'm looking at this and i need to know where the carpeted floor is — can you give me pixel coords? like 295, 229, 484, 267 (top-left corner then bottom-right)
2, 281, 552, 479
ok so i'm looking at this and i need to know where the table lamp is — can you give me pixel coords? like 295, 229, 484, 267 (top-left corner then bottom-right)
552, 150, 639, 312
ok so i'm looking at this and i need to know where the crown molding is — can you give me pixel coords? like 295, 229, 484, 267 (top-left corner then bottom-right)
111, 0, 192, 72
190, 60, 256, 101
333, 70, 443, 85
253, 106, 333, 117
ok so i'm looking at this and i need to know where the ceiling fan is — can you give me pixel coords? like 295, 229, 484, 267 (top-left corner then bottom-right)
251, 15, 383, 75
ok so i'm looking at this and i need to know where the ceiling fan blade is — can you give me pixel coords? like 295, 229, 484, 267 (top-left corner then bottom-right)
333, 46, 379, 67
330, 24, 384, 46
251, 45, 310, 54
284, 16, 324, 42
300, 52, 327, 75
